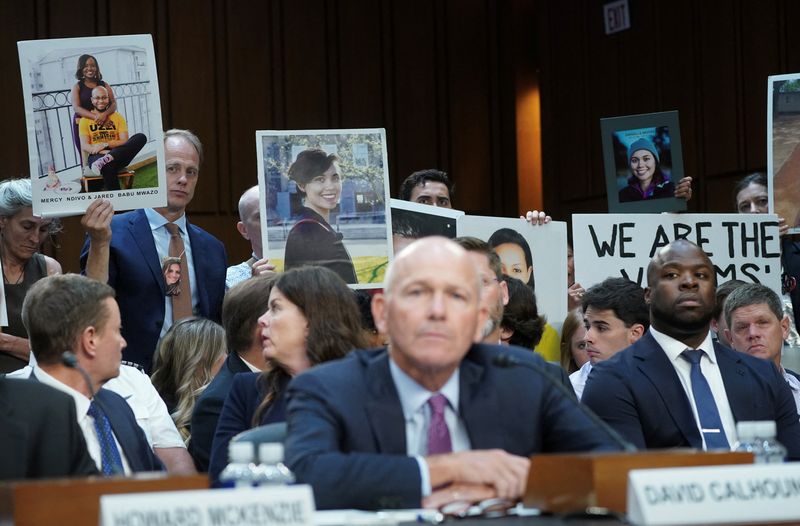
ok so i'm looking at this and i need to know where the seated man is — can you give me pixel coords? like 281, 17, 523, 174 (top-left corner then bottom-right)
22, 274, 161, 475
723, 283, 800, 415
0, 376, 98, 480
79, 86, 146, 191
285, 237, 622, 511
583, 240, 800, 455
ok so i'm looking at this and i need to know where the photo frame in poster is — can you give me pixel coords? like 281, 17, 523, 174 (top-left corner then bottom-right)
256, 129, 392, 289
767, 73, 800, 234
600, 110, 686, 214
457, 216, 568, 331
18, 34, 166, 217
389, 198, 464, 255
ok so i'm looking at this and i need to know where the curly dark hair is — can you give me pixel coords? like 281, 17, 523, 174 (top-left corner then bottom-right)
500, 276, 545, 348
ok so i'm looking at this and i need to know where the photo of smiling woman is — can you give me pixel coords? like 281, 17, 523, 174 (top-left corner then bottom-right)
283, 148, 358, 284
618, 137, 675, 202
487, 228, 534, 289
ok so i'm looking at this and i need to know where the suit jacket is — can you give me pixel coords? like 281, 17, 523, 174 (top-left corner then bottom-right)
582, 331, 800, 457
80, 209, 227, 373
0, 378, 98, 481
189, 352, 251, 471
284, 344, 621, 510
94, 388, 163, 473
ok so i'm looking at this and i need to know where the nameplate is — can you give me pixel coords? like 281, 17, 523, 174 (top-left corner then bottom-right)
100, 485, 315, 526
627, 464, 800, 525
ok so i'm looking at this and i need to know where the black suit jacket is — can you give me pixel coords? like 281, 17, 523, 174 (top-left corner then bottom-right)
583, 331, 800, 457
0, 378, 97, 480
285, 344, 621, 510
189, 353, 250, 471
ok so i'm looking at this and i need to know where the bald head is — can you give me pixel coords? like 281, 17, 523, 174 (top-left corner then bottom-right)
90, 86, 110, 111
384, 237, 481, 296
647, 239, 715, 288
236, 185, 262, 258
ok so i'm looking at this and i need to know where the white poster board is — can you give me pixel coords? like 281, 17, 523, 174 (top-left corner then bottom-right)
573, 214, 782, 296
457, 216, 568, 328
18, 34, 166, 217
256, 129, 392, 289
390, 198, 464, 255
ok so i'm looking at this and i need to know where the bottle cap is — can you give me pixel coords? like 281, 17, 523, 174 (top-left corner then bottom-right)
229, 441, 255, 463
259, 442, 284, 463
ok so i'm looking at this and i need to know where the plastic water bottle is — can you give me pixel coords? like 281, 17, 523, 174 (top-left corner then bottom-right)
219, 442, 257, 487
254, 443, 295, 485
733, 421, 786, 463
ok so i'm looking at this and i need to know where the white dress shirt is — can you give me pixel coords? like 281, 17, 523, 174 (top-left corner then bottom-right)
389, 358, 471, 496
782, 368, 800, 417
569, 361, 592, 400
32, 367, 133, 475
144, 208, 198, 338
650, 327, 737, 448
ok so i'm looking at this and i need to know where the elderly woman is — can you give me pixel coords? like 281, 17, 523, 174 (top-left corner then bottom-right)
0, 179, 61, 372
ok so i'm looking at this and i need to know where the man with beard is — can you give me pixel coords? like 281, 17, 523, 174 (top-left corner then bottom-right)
583, 240, 800, 456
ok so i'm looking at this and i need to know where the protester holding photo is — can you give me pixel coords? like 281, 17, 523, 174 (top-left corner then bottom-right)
70, 54, 118, 172
284, 149, 357, 284
618, 138, 693, 203
0, 179, 62, 373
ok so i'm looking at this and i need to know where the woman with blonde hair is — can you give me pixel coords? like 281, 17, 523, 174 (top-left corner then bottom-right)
151, 317, 226, 441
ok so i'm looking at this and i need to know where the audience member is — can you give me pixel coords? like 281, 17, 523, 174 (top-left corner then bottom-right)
208, 266, 365, 486
500, 276, 545, 348
190, 275, 276, 471
81, 129, 227, 373
559, 309, 588, 374
710, 279, 745, 347
285, 237, 622, 510
354, 289, 388, 347
151, 317, 226, 440
0, 179, 61, 372
454, 237, 508, 345
21, 274, 161, 474
723, 283, 800, 415
399, 169, 453, 208
583, 240, 800, 455
572, 278, 648, 399
226, 185, 275, 288
0, 376, 98, 480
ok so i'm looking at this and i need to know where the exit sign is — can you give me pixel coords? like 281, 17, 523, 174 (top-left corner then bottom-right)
604, 0, 630, 35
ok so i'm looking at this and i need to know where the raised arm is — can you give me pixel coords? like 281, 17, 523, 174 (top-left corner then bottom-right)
81, 199, 114, 283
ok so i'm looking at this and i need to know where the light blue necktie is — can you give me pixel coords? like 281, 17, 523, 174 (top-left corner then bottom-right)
87, 401, 124, 476
680, 349, 730, 450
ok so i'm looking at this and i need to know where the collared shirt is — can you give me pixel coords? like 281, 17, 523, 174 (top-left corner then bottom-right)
144, 208, 199, 338
389, 358, 471, 496
32, 367, 133, 475
240, 356, 262, 373
650, 327, 737, 449
782, 368, 800, 417
225, 256, 256, 289
569, 361, 592, 400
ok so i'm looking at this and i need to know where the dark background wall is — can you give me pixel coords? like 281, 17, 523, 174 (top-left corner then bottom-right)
1, 0, 797, 272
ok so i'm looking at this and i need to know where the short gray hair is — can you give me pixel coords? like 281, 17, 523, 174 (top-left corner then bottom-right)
164, 129, 204, 165
0, 178, 61, 234
723, 283, 783, 329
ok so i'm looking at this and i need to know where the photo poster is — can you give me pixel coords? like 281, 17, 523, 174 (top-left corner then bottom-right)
256, 128, 393, 289
600, 110, 686, 214
18, 34, 166, 217
389, 198, 464, 255
572, 213, 782, 297
457, 216, 569, 331
767, 72, 800, 234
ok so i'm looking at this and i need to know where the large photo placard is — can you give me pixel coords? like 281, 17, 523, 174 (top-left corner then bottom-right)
18, 34, 166, 217
390, 198, 464, 255
573, 214, 782, 296
257, 129, 392, 289
767, 72, 800, 233
457, 216, 568, 329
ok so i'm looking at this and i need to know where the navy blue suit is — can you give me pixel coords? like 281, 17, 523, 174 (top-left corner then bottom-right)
189, 353, 251, 471
94, 388, 163, 473
582, 331, 800, 457
285, 344, 622, 510
80, 209, 227, 373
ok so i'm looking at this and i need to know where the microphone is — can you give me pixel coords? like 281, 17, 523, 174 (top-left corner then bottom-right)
492, 353, 637, 453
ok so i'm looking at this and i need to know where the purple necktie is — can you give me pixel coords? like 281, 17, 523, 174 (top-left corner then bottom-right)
427, 393, 453, 455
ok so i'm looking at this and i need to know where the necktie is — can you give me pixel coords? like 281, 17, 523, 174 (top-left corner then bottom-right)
165, 222, 193, 321
680, 349, 730, 450
87, 401, 124, 476
427, 393, 453, 455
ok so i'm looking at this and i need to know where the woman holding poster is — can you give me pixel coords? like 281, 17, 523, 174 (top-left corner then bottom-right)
618, 138, 675, 202
284, 148, 357, 284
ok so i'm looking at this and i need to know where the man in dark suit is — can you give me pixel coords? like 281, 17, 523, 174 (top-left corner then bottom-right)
722, 283, 800, 416
189, 275, 276, 471
22, 274, 161, 474
583, 240, 800, 456
0, 377, 98, 480
285, 237, 621, 511
81, 129, 227, 373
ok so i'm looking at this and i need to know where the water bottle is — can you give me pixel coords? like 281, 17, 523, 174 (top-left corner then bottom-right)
254, 443, 295, 485
733, 421, 786, 463
219, 441, 257, 487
